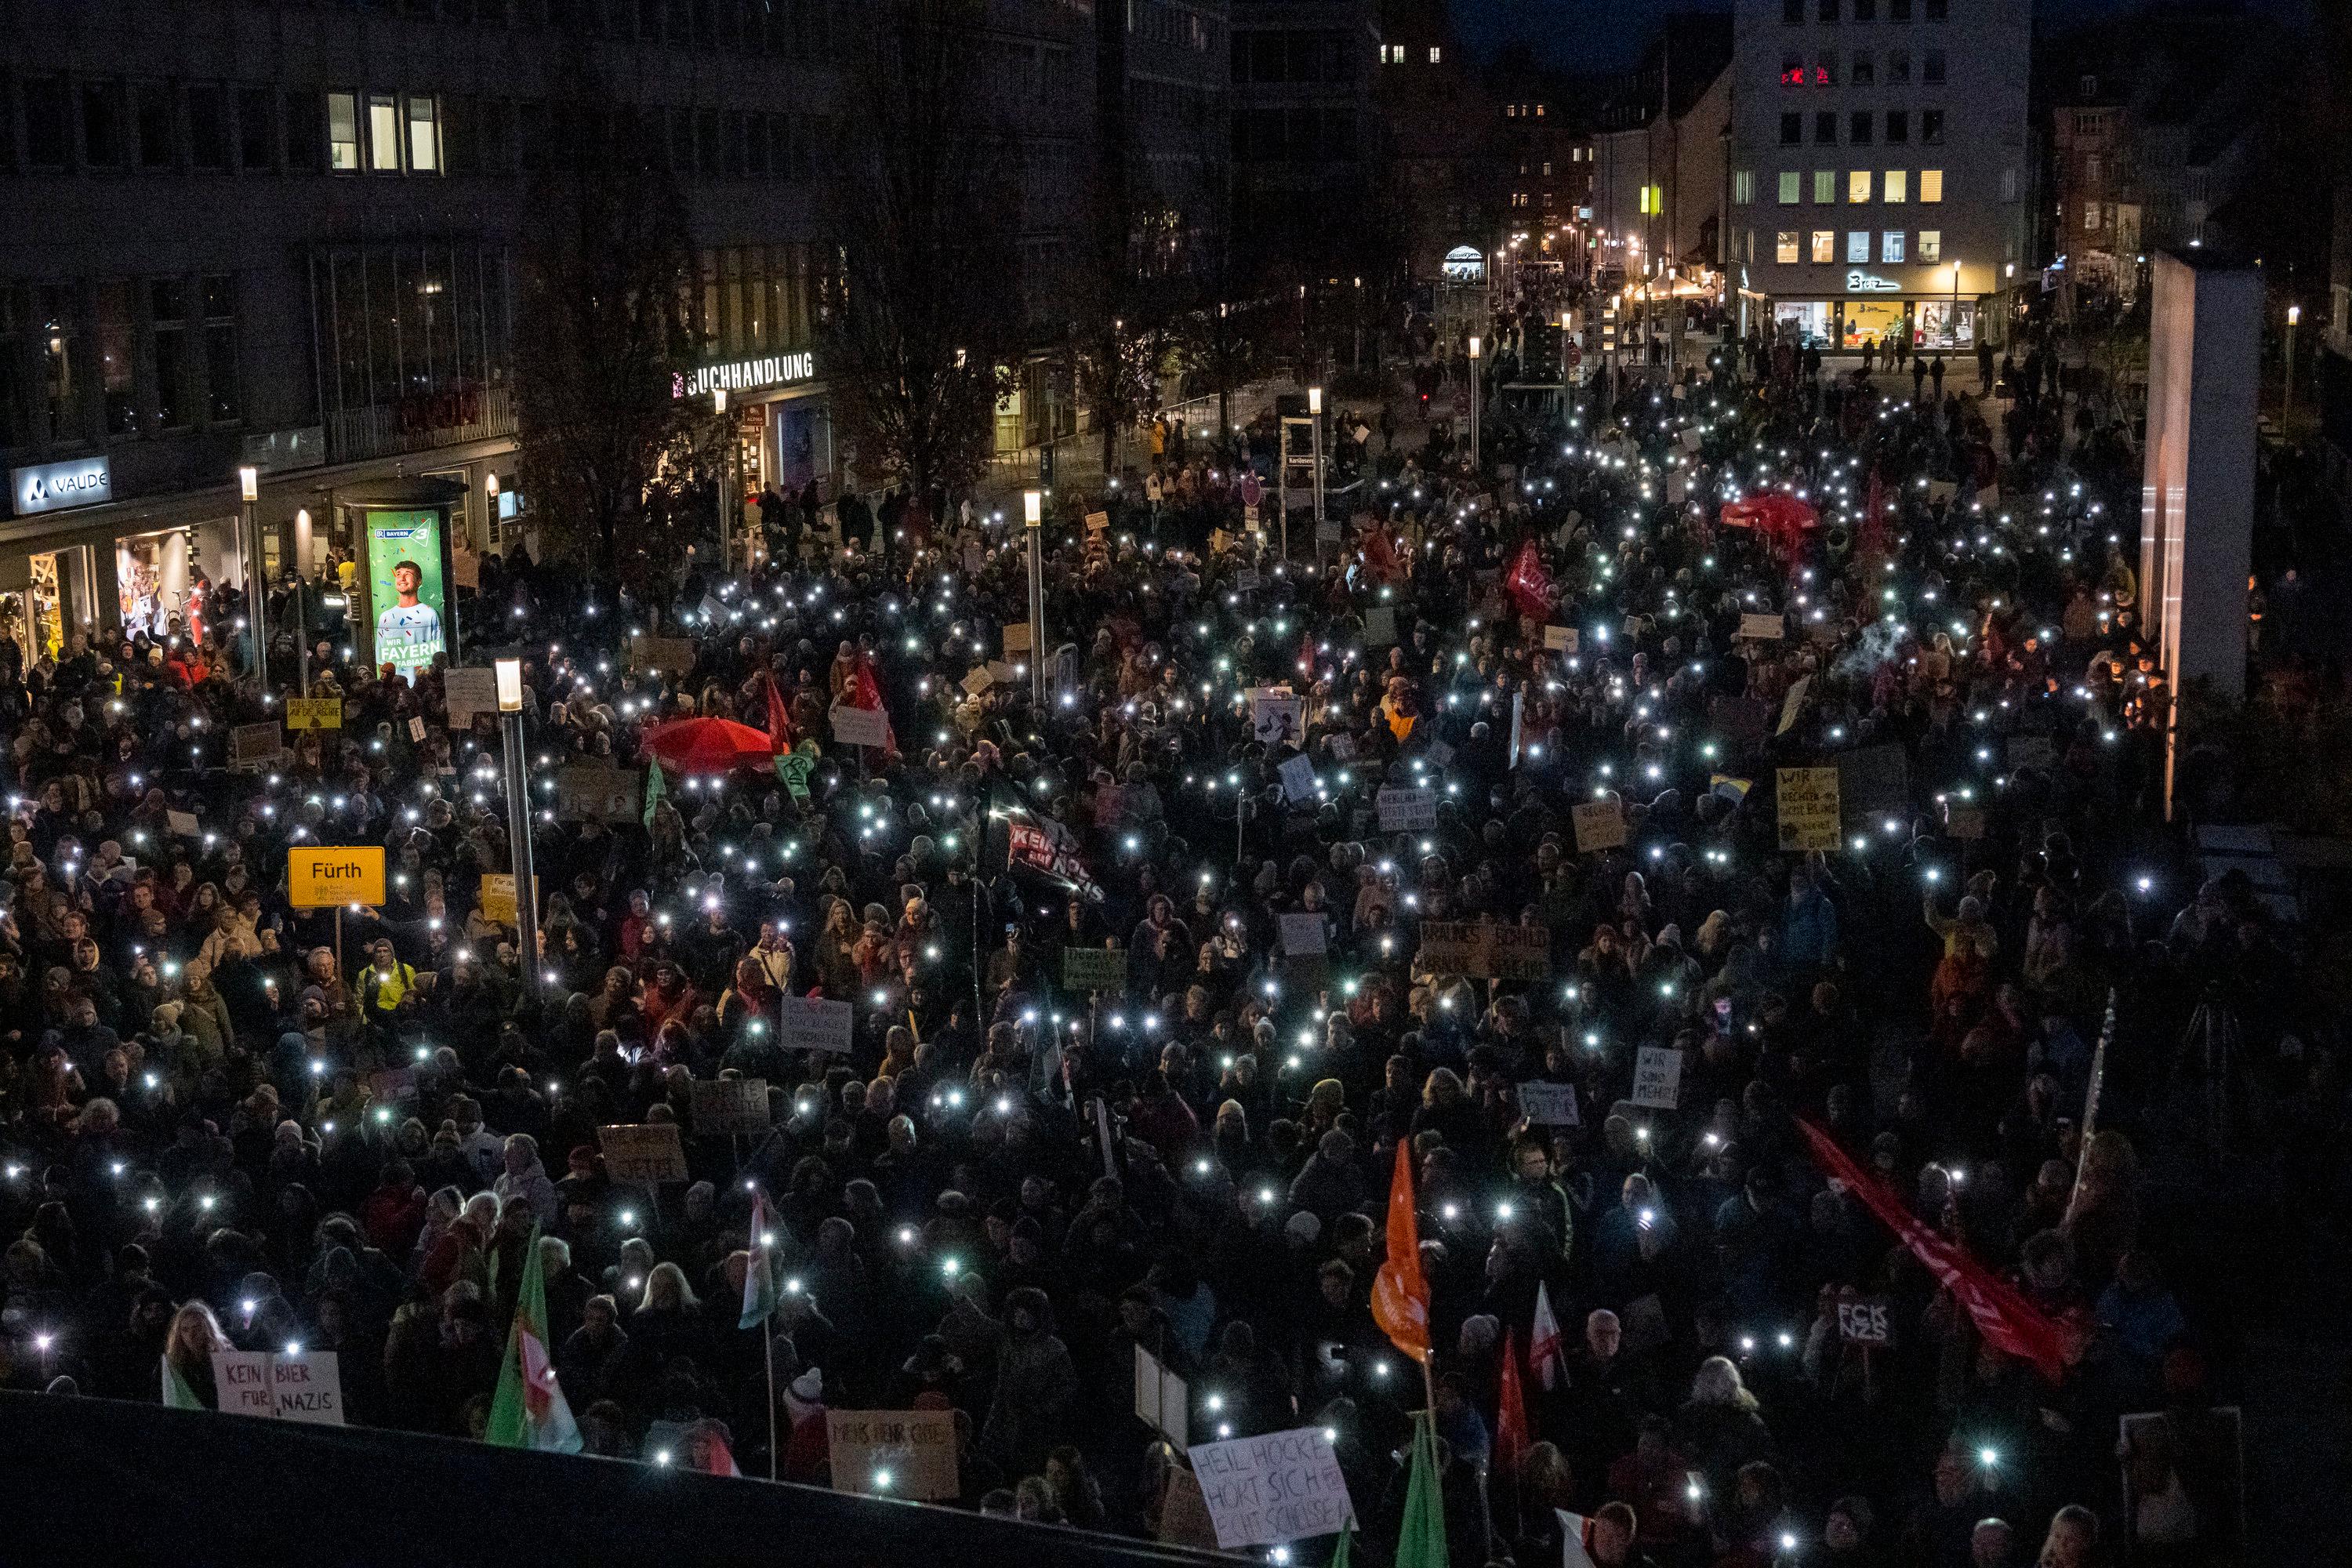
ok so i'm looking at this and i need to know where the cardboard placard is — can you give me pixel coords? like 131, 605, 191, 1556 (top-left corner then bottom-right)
1739, 612, 1784, 641
212, 1350, 278, 1417
444, 667, 500, 729
1375, 787, 1437, 832
287, 845, 387, 909
209, 1348, 347, 1425
478, 873, 517, 928
1084, 510, 1110, 535
1187, 1427, 1356, 1550
1362, 606, 1398, 646
1415, 920, 1552, 981
1277, 753, 1317, 802
691, 1077, 771, 1135
1517, 1081, 1581, 1126
1234, 568, 1262, 593
2006, 734, 2059, 772
1062, 946, 1130, 992
1632, 1046, 1684, 1109
961, 666, 995, 697
780, 995, 855, 1055
1135, 1344, 1189, 1446
1667, 471, 1687, 504
1836, 1296, 1893, 1346
554, 764, 641, 823
627, 635, 695, 677
1158, 1467, 1221, 1550
828, 703, 891, 749
1543, 625, 1579, 652
985, 659, 1018, 688
1249, 688, 1305, 748
230, 721, 282, 772
1679, 426, 1702, 451
165, 809, 201, 838
597, 1122, 688, 1183
408, 715, 427, 742
283, 697, 342, 731
826, 1408, 959, 1501
1926, 479, 1958, 504
961, 542, 985, 578
1001, 622, 1033, 656
1571, 800, 1627, 854
1277, 913, 1327, 956
1945, 804, 1986, 840
1974, 484, 2001, 511
1775, 767, 1842, 851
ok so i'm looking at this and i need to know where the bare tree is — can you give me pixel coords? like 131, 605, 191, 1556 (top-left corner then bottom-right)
514, 56, 709, 579
818, 0, 1025, 500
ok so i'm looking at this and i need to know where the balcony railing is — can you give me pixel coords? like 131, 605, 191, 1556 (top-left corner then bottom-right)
325, 385, 516, 463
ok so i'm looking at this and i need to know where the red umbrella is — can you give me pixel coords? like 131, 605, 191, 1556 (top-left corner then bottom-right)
1719, 492, 1821, 554
641, 717, 777, 775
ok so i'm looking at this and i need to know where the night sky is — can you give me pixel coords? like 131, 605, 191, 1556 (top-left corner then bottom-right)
1451, 0, 2317, 73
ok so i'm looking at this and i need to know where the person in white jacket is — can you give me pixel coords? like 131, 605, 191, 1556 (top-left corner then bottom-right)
492, 1132, 559, 1226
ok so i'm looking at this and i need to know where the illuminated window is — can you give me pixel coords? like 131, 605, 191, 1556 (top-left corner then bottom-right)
405, 95, 439, 173
1847, 230, 1870, 262
1849, 169, 1872, 202
1884, 169, 1907, 202
1428, 45, 1441, 64
1811, 230, 1835, 263
1734, 170, 1755, 203
1921, 169, 1944, 202
368, 92, 400, 172
1815, 169, 1836, 202
1918, 229, 1941, 261
1882, 230, 1905, 262
327, 90, 359, 172
1779, 170, 1802, 203
1777, 230, 1800, 263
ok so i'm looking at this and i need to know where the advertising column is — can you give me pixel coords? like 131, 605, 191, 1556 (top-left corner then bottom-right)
361, 509, 452, 683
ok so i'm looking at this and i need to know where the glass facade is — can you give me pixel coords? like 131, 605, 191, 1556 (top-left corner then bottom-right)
309, 242, 514, 462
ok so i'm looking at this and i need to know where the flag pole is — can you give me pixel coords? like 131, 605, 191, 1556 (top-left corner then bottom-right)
763, 1314, 779, 1482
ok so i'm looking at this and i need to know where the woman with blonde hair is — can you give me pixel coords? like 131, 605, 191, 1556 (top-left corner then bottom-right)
162, 1299, 230, 1408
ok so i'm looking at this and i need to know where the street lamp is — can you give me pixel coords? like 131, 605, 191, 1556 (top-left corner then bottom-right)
237, 466, 265, 683
2285, 303, 2301, 426
292, 507, 314, 697
495, 655, 543, 1003
1307, 386, 1326, 562
1467, 335, 1483, 470
1022, 490, 1045, 710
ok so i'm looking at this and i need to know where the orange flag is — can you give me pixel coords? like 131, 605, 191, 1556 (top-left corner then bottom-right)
1370, 1142, 1432, 1363
1495, 1327, 1530, 1478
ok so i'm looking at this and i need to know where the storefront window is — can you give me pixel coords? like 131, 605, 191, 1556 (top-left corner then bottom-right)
1842, 299, 1904, 347
1773, 301, 1831, 347
1914, 298, 1976, 349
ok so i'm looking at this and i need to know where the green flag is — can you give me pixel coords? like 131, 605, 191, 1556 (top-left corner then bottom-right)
485, 1225, 582, 1453
1396, 1410, 1447, 1568
643, 759, 667, 829
160, 1354, 205, 1410
1329, 1526, 1356, 1568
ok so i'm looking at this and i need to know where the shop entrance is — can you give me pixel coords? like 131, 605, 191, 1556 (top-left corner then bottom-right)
115, 518, 233, 644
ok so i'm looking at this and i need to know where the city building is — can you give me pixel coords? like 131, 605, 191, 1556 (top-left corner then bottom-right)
0, 0, 850, 652
2042, 10, 2292, 312
2319, 176, 2352, 515
1588, 14, 1733, 340
1726, 0, 2031, 354
1229, 0, 1381, 283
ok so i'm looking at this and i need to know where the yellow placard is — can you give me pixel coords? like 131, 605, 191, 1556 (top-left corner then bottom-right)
1775, 768, 1843, 852
283, 697, 343, 730
288, 845, 387, 909
479, 873, 517, 927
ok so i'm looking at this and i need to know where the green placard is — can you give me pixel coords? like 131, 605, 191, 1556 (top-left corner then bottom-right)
1062, 946, 1129, 992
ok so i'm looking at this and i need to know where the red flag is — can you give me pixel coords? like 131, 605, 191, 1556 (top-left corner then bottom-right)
848, 652, 898, 757
1495, 1327, 1530, 1478
1370, 1142, 1431, 1363
1794, 1118, 2079, 1383
1504, 539, 1552, 621
764, 674, 795, 752
1361, 523, 1403, 584
1528, 1281, 1564, 1391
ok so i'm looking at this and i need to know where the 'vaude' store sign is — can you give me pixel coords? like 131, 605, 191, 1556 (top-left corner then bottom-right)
673, 350, 816, 400
12, 456, 112, 517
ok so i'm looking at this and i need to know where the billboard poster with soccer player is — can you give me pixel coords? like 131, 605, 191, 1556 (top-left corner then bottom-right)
363, 509, 449, 683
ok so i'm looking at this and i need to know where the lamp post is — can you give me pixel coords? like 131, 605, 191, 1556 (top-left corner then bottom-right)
1951, 262, 1962, 352
292, 508, 312, 698
237, 466, 265, 685
2285, 304, 2301, 426
495, 656, 543, 1004
1022, 489, 1045, 710
713, 387, 734, 572
1307, 385, 1326, 564
1467, 335, 1483, 471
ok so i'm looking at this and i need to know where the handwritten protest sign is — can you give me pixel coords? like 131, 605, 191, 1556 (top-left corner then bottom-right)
212, 1351, 278, 1417
478, 873, 517, 928
229, 721, 281, 772
1134, 1345, 1189, 1446
1415, 921, 1552, 981
1776, 767, 1842, 851
1739, 612, 1784, 641
690, 1077, 770, 1136
1362, 606, 1398, 646
1001, 622, 1033, 656
1187, 1427, 1356, 1550
597, 1123, 688, 1183
1632, 1046, 1684, 1110
780, 995, 854, 1054
271, 1351, 345, 1424
1836, 1297, 1893, 1346
554, 764, 641, 823
1277, 753, 1318, 801
1571, 800, 1626, 854
1277, 913, 1328, 956
283, 697, 341, 730
826, 1409, 959, 1501
1544, 625, 1580, 653
626, 635, 695, 677
829, 703, 890, 749
1063, 946, 1130, 992
1376, 787, 1436, 832
442, 667, 500, 729
1517, 1082, 1581, 1126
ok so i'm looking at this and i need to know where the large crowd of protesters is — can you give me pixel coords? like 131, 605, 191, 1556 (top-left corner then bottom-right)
0, 320, 2328, 1568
